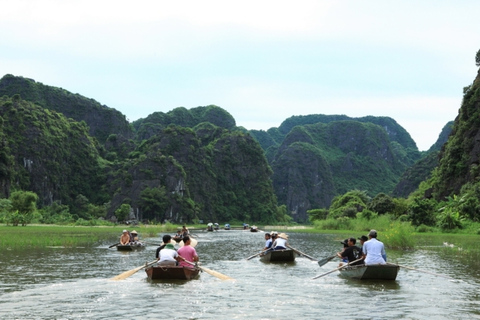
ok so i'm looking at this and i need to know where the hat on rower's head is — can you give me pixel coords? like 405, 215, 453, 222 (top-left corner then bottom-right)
165, 243, 175, 250
368, 229, 378, 238
131, 230, 137, 234
278, 233, 288, 240
123, 229, 127, 233
358, 235, 368, 242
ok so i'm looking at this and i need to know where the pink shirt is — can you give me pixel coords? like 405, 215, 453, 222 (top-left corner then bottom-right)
177, 245, 198, 268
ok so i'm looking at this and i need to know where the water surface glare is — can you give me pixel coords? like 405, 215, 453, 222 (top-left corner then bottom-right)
1, 230, 479, 319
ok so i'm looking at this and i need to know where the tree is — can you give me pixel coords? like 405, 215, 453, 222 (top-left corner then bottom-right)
138, 186, 169, 221
115, 203, 131, 222
476, 49, 480, 67
9, 190, 38, 226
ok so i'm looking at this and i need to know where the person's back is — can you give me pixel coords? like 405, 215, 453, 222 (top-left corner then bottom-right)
158, 243, 179, 266
363, 230, 386, 265
177, 236, 199, 268
156, 234, 173, 259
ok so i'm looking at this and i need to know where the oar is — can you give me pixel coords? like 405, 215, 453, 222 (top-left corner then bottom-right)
387, 263, 453, 279
246, 251, 263, 260
286, 245, 317, 261
312, 258, 363, 279
184, 261, 234, 281
108, 242, 120, 248
317, 255, 337, 267
111, 259, 158, 280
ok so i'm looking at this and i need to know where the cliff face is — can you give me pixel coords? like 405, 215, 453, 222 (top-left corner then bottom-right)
434, 69, 480, 199
254, 117, 418, 221
393, 121, 453, 198
0, 74, 133, 143
0, 95, 106, 207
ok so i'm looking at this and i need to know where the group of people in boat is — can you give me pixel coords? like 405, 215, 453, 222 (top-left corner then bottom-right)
261, 231, 289, 254
155, 234, 199, 268
173, 225, 190, 241
119, 229, 142, 245
337, 229, 386, 266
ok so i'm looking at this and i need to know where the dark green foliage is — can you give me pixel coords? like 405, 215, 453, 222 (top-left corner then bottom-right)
368, 193, 395, 214
138, 187, 170, 222
8, 190, 38, 226
328, 190, 369, 219
407, 197, 436, 226
308, 208, 329, 221
476, 49, 480, 67
38, 201, 74, 224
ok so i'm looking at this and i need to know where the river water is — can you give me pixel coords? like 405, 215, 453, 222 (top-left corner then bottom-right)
1, 230, 479, 320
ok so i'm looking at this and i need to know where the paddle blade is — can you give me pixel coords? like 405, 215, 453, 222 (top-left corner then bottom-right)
317, 255, 336, 267
200, 266, 234, 281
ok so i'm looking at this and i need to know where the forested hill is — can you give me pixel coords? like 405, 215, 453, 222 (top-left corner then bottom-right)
432, 68, 480, 200
0, 73, 454, 224
249, 115, 423, 221
0, 74, 132, 143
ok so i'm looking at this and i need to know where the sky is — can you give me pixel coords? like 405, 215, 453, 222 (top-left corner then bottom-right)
1, 1, 479, 151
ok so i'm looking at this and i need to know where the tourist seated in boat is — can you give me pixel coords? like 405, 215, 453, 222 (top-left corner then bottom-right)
177, 236, 199, 268
207, 223, 214, 231
156, 235, 174, 259
337, 237, 363, 266
357, 235, 368, 256
120, 229, 130, 245
362, 230, 386, 265
157, 242, 186, 267
338, 238, 350, 263
263, 233, 272, 251
181, 225, 189, 237
272, 233, 288, 250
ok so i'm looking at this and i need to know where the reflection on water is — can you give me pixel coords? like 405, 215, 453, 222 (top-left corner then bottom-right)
0, 230, 479, 319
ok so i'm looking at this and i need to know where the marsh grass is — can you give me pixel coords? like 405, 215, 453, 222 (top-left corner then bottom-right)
0, 224, 179, 249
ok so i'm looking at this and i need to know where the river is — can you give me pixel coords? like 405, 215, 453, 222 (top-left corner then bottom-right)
1, 230, 479, 319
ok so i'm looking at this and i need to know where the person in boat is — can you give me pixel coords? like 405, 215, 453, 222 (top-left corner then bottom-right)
207, 223, 214, 231
177, 236, 199, 268
120, 229, 130, 245
272, 233, 288, 250
181, 225, 189, 237
263, 233, 272, 251
362, 230, 386, 265
156, 234, 174, 259
337, 237, 362, 266
130, 230, 139, 244
157, 241, 186, 267
338, 239, 350, 264
270, 231, 278, 244
357, 235, 368, 257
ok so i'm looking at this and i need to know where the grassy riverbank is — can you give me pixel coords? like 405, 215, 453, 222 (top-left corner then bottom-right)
0, 224, 178, 249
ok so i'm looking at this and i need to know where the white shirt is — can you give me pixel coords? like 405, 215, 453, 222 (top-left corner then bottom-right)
363, 238, 386, 265
159, 248, 178, 262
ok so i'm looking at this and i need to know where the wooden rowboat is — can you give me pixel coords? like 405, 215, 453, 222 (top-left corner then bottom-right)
116, 243, 146, 251
259, 249, 296, 262
339, 263, 399, 280
145, 265, 200, 280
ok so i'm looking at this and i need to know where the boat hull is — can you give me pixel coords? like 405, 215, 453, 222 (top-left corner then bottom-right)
260, 249, 296, 262
145, 266, 200, 280
339, 264, 399, 280
116, 243, 146, 251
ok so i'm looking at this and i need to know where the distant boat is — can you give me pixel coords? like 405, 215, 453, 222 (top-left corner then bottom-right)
259, 249, 296, 262
224, 223, 231, 230
250, 225, 258, 232
339, 264, 399, 280
207, 223, 214, 232
145, 265, 200, 280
